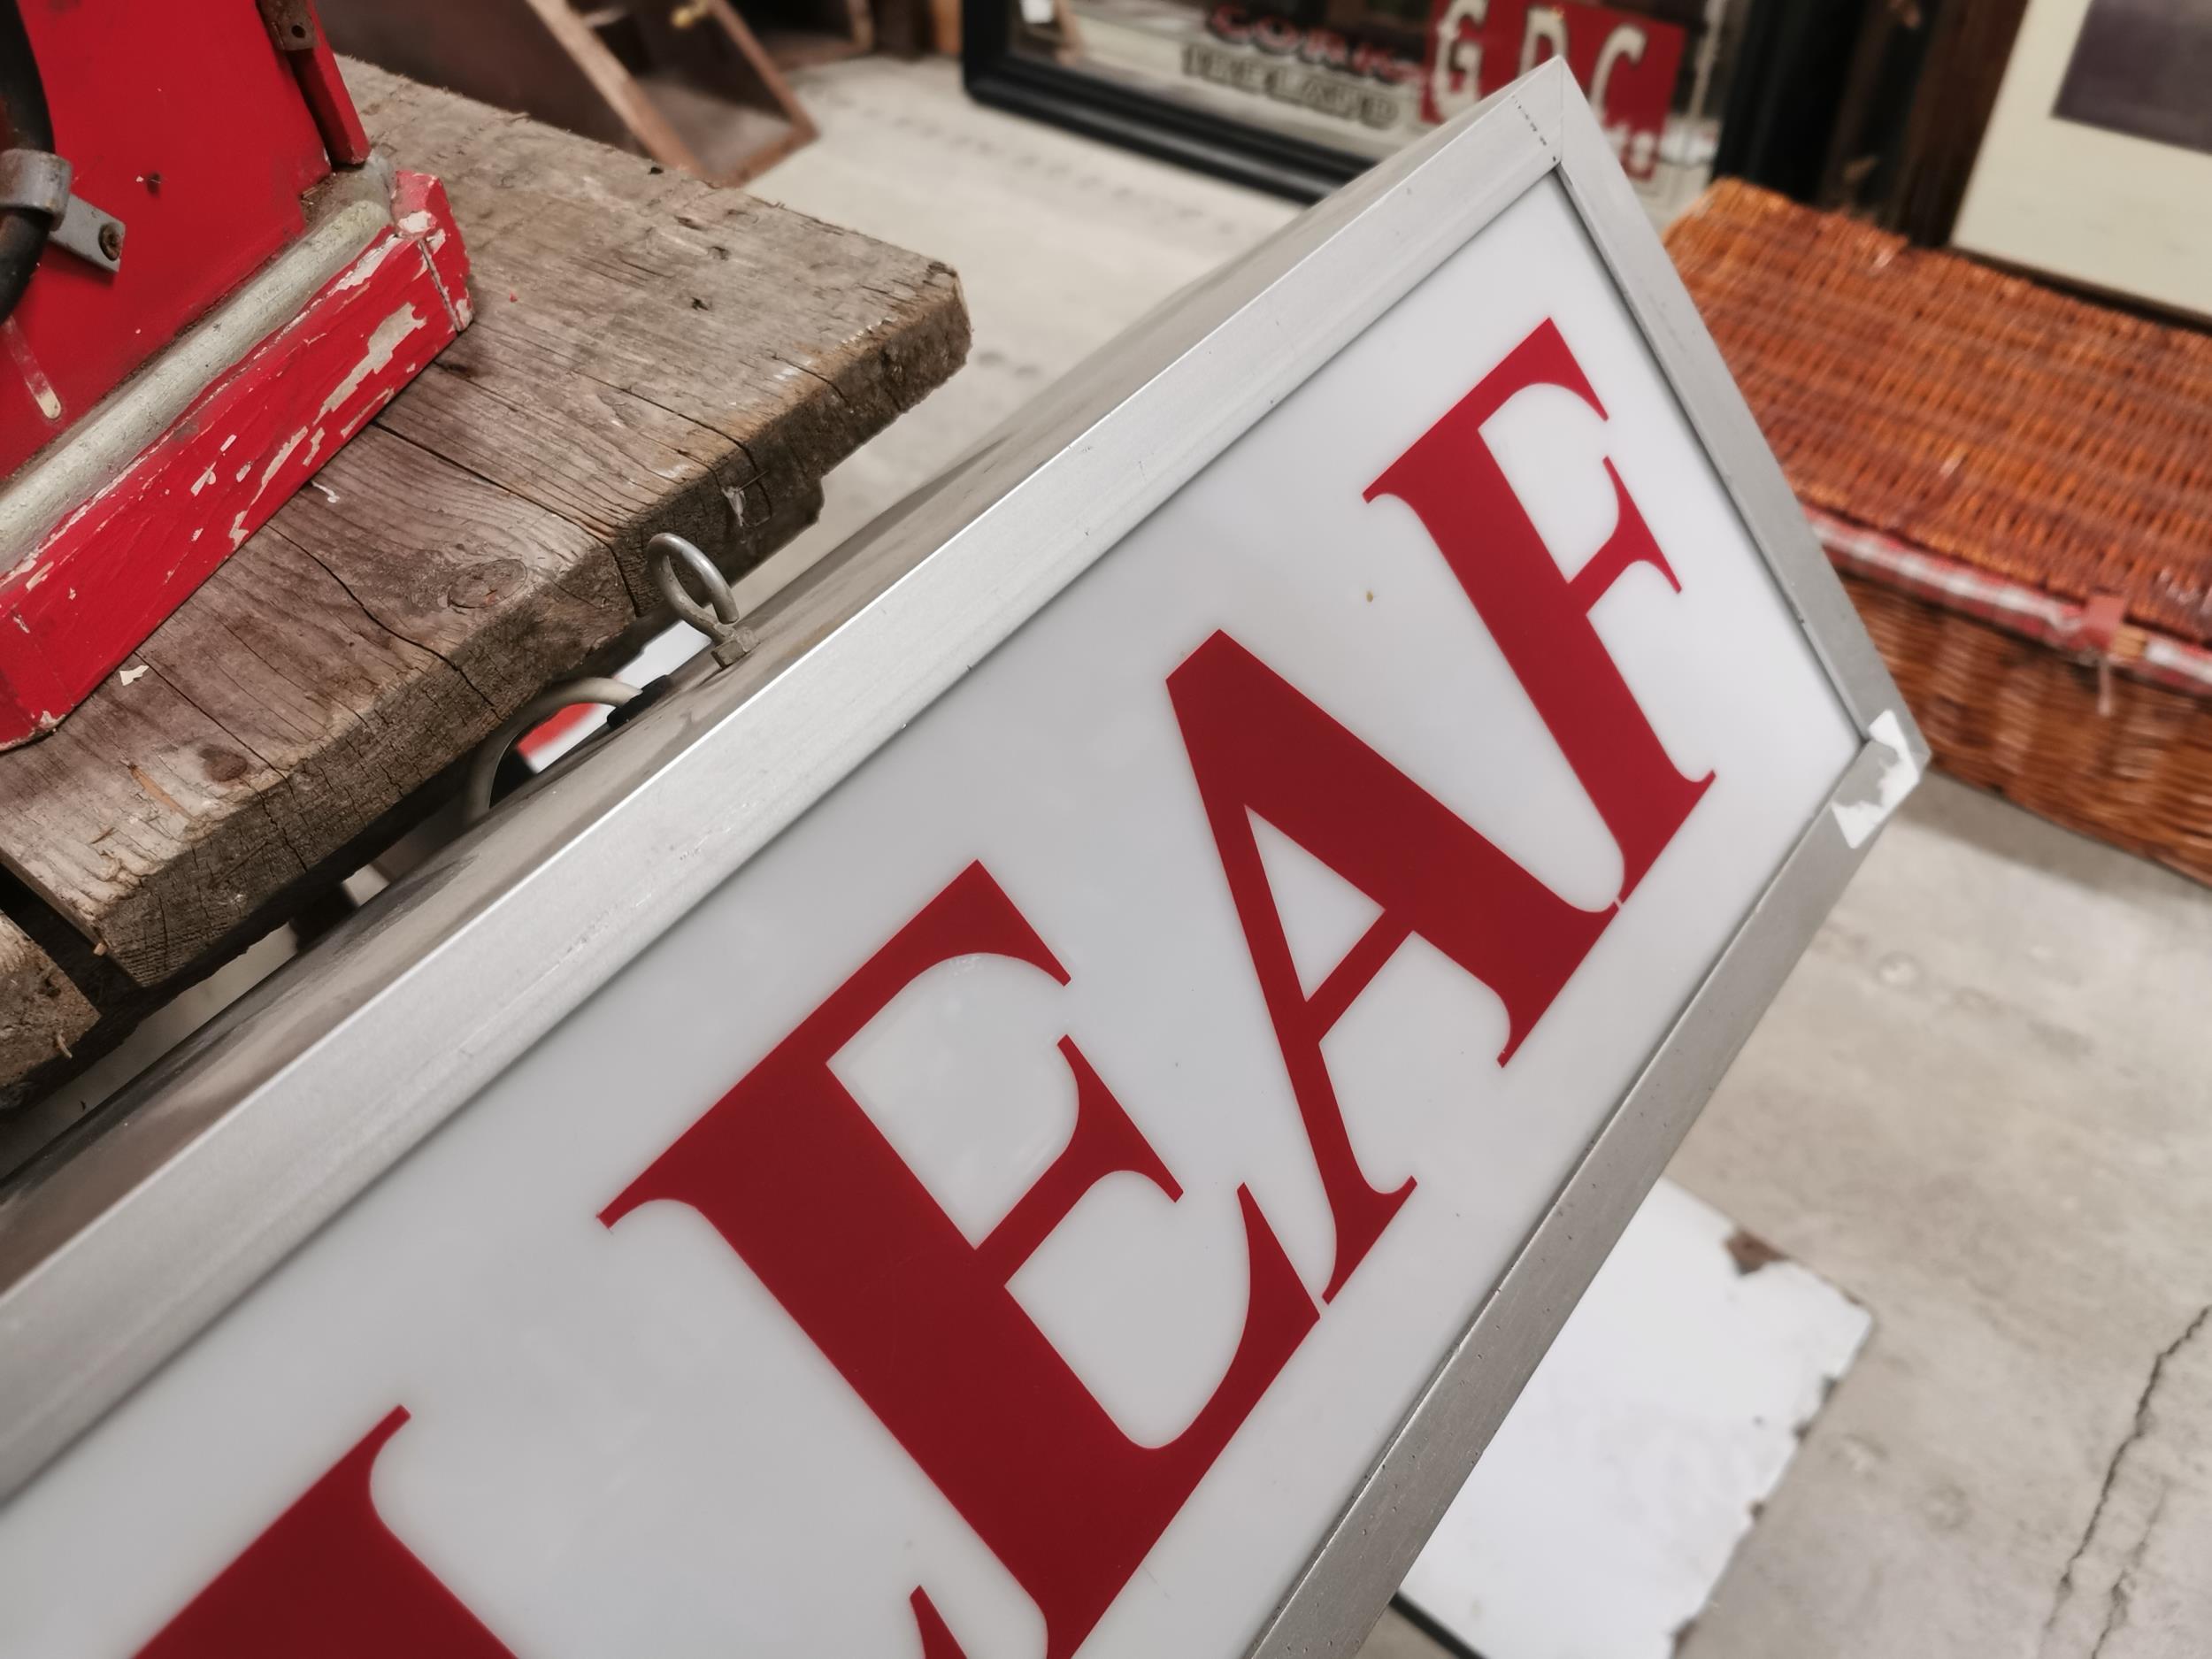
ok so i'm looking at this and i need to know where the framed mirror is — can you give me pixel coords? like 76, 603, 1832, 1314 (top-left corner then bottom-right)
963, 0, 1751, 219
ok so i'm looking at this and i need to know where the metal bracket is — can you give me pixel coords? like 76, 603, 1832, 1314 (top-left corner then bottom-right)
257, 0, 322, 51
0, 148, 126, 273
462, 676, 641, 826
50, 196, 126, 273
460, 538, 751, 824
0, 150, 69, 219
649, 534, 754, 668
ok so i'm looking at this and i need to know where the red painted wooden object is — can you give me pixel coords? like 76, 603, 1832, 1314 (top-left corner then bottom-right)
0, 3, 471, 749
2, 2, 334, 472
0, 175, 469, 747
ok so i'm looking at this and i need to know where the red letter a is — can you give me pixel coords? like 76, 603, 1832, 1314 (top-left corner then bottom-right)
1172, 319, 1715, 1304
1169, 634, 1612, 1301
139, 1409, 511, 1658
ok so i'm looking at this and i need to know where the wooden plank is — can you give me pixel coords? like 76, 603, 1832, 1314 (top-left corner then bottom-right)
0, 917, 96, 1091
318, 0, 668, 158
323, 0, 819, 187
0, 64, 969, 989
628, 0, 820, 186
0, 180, 466, 750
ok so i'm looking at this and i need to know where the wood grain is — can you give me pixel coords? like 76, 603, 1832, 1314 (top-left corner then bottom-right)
0, 63, 968, 991
0, 179, 466, 750
0, 918, 96, 1089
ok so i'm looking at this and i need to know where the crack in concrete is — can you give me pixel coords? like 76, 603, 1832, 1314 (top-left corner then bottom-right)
2087, 1485, 2166, 1659
2042, 1305, 2209, 1656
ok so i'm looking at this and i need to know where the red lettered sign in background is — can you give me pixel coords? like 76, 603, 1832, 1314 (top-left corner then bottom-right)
1421, 0, 1686, 178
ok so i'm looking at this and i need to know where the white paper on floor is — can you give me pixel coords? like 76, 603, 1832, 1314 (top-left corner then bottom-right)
1397, 1179, 1870, 1659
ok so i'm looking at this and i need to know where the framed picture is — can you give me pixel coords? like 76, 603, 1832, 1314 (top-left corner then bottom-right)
964, 0, 1751, 219
0, 65, 1918, 1658
1954, 0, 2212, 319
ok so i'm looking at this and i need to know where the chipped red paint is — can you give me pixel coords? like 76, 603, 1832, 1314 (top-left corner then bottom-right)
0, 173, 471, 750
393, 173, 475, 331
3, 2, 337, 474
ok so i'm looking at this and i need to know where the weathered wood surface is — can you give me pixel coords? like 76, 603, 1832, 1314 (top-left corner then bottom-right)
0, 63, 968, 993
0, 918, 96, 1090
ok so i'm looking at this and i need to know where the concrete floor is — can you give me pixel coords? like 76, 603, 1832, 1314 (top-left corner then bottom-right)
1672, 781, 2212, 1659
755, 59, 2212, 1659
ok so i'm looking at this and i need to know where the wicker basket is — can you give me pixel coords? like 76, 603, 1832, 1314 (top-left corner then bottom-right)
1668, 181, 2212, 885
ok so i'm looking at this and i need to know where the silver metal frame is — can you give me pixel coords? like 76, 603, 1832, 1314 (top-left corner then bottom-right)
0, 61, 1924, 1654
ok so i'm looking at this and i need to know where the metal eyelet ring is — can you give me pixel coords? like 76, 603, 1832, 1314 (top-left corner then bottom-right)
649, 533, 752, 666
462, 675, 639, 826
649, 533, 738, 634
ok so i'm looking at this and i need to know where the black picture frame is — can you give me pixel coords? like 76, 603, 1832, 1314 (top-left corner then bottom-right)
960, 0, 1376, 201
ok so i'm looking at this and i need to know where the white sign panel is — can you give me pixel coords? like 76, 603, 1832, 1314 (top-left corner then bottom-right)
0, 66, 1917, 1659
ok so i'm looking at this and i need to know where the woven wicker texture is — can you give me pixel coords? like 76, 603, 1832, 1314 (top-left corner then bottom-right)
1845, 575, 2212, 886
1667, 181, 2212, 647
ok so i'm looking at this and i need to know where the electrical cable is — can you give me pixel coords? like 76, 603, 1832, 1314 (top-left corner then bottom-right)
0, 0, 57, 326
